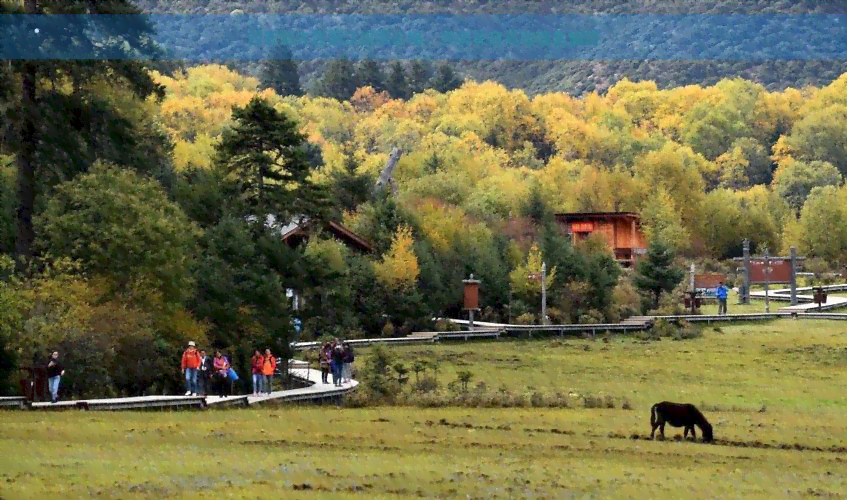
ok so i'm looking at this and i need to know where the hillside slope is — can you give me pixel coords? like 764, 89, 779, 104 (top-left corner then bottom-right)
134, 0, 847, 94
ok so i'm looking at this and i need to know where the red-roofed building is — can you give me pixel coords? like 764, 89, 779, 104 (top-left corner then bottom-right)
555, 212, 647, 266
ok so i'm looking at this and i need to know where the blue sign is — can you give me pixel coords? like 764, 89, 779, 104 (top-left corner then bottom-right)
292, 318, 302, 334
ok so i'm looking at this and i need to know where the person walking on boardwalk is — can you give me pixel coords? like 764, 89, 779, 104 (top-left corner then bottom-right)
716, 281, 729, 315
46, 351, 64, 403
330, 340, 344, 387
341, 342, 354, 385
319, 342, 331, 384
198, 349, 213, 395
213, 351, 231, 397
181, 341, 202, 396
251, 350, 264, 396
262, 349, 276, 395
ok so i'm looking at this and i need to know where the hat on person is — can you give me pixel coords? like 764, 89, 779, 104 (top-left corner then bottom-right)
188, 341, 196, 347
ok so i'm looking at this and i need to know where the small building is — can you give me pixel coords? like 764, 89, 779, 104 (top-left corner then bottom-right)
276, 218, 373, 254
249, 214, 374, 314
554, 212, 647, 266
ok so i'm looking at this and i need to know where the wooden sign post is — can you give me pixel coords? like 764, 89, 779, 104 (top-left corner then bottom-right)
463, 274, 481, 331
733, 244, 805, 307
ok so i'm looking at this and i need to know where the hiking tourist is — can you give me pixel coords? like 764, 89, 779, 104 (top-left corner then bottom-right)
213, 351, 230, 397
716, 281, 729, 315
180, 341, 202, 396
198, 349, 213, 395
46, 351, 64, 403
251, 350, 264, 396
330, 340, 344, 387
262, 349, 276, 395
341, 342, 354, 385
319, 342, 331, 384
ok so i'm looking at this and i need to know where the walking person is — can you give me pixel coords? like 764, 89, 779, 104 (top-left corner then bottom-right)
180, 341, 202, 396
330, 340, 344, 387
198, 349, 213, 396
251, 350, 264, 396
341, 342, 354, 384
213, 351, 230, 397
716, 281, 729, 315
319, 342, 331, 384
262, 349, 276, 395
46, 351, 64, 403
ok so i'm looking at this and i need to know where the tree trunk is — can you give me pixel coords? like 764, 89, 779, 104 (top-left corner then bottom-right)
15, 61, 37, 274
15, 0, 39, 274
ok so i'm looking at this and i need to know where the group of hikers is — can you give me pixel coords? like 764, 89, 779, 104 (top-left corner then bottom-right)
180, 342, 278, 397
317, 339, 355, 387
40, 338, 353, 403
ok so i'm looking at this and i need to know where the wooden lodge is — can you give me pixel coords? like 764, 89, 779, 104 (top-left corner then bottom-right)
555, 212, 647, 266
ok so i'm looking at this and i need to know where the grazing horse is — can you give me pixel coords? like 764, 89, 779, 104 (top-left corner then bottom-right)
650, 401, 713, 442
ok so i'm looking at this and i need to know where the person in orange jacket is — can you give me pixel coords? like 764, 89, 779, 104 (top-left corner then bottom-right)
261, 348, 276, 395
251, 350, 264, 396
180, 341, 202, 396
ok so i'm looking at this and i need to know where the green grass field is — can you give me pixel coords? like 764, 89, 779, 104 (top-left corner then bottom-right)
3, 320, 847, 499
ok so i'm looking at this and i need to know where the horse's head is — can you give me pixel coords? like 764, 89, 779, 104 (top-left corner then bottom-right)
701, 421, 714, 443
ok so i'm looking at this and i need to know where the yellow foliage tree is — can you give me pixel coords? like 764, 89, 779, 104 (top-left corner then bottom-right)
373, 226, 420, 291
509, 243, 556, 297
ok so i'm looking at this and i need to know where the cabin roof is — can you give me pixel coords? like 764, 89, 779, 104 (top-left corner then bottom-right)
248, 214, 374, 253
555, 212, 641, 222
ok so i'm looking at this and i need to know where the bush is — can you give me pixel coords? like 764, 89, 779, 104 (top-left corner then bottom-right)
578, 309, 604, 325
515, 313, 535, 325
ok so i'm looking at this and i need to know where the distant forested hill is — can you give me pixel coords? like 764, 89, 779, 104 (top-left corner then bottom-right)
134, 0, 847, 94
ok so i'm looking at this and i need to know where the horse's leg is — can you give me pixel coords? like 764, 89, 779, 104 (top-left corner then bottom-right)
690, 426, 696, 440
684, 426, 689, 439
659, 423, 665, 440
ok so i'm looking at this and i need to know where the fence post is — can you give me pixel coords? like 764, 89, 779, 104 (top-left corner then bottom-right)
790, 246, 798, 306
742, 239, 751, 304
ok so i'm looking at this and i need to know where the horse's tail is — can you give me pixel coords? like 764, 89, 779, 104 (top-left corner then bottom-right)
650, 403, 659, 427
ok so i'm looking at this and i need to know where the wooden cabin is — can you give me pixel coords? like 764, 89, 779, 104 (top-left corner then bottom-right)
249, 215, 374, 314
277, 218, 373, 254
554, 212, 647, 266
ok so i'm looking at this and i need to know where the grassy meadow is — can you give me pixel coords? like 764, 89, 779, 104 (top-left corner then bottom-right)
3, 320, 847, 499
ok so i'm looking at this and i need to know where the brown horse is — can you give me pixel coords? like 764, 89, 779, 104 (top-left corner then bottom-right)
650, 401, 713, 442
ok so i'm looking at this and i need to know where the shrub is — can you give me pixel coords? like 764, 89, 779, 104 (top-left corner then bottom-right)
382, 321, 396, 337
515, 313, 535, 325
578, 309, 604, 325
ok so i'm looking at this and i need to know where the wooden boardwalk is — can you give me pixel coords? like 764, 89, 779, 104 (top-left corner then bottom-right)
749, 284, 847, 313
14, 360, 357, 412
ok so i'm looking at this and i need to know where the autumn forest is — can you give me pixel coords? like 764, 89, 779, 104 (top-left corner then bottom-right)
2, 0, 847, 398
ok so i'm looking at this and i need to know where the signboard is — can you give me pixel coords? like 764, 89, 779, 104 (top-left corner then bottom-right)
694, 273, 726, 289
463, 277, 480, 310
571, 221, 594, 233
749, 259, 792, 284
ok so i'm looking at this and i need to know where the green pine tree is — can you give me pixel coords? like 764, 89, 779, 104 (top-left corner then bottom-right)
214, 97, 330, 226
355, 59, 387, 93
5, 0, 167, 272
408, 60, 434, 95
316, 59, 359, 101
633, 239, 685, 309
431, 63, 464, 93
259, 44, 304, 97
386, 61, 410, 100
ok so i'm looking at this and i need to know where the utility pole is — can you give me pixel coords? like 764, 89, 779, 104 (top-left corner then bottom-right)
690, 263, 695, 291
790, 246, 798, 306
763, 246, 770, 313
742, 239, 751, 304
541, 262, 547, 325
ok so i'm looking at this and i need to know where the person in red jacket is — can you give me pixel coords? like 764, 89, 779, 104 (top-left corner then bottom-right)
261, 349, 276, 395
251, 350, 264, 396
180, 341, 202, 396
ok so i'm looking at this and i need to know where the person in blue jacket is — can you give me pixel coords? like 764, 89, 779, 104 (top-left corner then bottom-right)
716, 281, 729, 315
